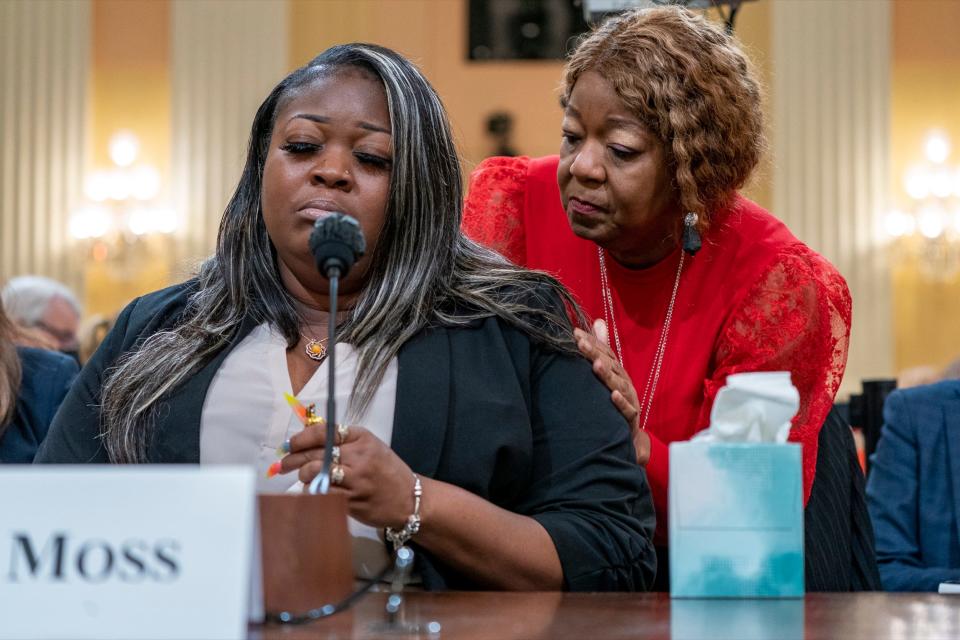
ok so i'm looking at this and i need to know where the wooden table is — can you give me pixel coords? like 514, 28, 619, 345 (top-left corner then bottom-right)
251, 592, 960, 639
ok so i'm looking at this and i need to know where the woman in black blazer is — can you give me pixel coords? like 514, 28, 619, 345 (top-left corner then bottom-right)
35, 44, 656, 592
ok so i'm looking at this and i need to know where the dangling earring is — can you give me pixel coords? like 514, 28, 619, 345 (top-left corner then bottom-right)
682, 212, 701, 256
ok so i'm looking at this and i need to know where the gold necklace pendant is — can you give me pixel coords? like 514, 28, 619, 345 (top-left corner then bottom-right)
304, 338, 327, 361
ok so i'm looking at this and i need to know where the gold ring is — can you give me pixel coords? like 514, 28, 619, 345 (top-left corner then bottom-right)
336, 423, 350, 444
331, 445, 341, 465
331, 464, 345, 486
305, 403, 324, 427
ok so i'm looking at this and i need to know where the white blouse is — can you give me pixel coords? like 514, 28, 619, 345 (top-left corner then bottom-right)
200, 323, 398, 579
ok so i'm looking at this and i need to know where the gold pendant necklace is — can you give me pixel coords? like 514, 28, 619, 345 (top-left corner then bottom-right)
302, 333, 329, 361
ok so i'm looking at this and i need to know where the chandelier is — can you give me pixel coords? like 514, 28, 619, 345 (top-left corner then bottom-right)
69, 131, 178, 271
885, 131, 960, 280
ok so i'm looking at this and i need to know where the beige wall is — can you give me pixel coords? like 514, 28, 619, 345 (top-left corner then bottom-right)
288, 0, 774, 206
889, 0, 960, 373
91, 0, 170, 174
717, 0, 773, 210
84, 0, 172, 317
288, 0, 564, 174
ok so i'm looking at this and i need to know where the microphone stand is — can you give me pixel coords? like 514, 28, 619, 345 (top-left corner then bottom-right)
368, 546, 441, 635
309, 264, 341, 496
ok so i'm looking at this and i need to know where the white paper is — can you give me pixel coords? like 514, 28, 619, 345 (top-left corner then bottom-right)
0, 466, 255, 640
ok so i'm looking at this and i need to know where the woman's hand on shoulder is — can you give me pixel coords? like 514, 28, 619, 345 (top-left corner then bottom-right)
279, 424, 417, 528
574, 320, 649, 463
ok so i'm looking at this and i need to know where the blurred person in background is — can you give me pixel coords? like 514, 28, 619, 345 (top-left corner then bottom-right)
78, 313, 117, 365
2, 275, 82, 362
896, 365, 940, 389
867, 378, 960, 591
896, 357, 960, 389
0, 293, 78, 463
943, 357, 960, 381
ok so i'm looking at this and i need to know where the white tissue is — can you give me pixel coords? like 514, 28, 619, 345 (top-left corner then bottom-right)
694, 372, 800, 444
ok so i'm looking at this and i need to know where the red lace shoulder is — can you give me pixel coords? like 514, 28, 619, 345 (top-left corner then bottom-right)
704, 244, 852, 504
462, 156, 531, 265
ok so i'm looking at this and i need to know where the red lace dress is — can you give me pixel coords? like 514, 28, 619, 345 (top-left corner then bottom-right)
463, 155, 852, 540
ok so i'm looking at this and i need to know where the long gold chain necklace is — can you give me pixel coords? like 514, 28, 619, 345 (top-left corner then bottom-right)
598, 246, 685, 432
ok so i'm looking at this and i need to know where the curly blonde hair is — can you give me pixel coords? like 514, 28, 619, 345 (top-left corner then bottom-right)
563, 7, 765, 230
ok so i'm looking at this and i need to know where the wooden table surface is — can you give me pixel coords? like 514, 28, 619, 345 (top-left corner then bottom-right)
250, 592, 960, 640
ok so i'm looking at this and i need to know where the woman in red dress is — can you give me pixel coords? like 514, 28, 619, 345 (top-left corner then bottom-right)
464, 8, 851, 548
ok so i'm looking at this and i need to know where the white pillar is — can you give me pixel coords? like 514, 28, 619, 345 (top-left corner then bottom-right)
170, 0, 288, 276
0, 0, 90, 292
772, 0, 894, 396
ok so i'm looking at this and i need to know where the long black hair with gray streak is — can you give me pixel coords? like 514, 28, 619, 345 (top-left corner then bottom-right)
100, 43, 585, 462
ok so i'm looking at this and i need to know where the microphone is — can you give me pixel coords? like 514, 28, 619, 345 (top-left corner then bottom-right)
308, 213, 366, 279
306, 213, 365, 496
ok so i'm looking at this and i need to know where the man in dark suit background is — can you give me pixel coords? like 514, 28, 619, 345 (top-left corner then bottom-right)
866, 380, 960, 591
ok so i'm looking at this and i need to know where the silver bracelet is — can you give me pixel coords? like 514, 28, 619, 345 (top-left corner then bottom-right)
385, 473, 422, 551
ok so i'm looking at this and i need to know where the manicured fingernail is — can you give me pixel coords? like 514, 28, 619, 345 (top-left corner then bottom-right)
266, 461, 282, 478
277, 439, 290, 455
593, 319, 608, 343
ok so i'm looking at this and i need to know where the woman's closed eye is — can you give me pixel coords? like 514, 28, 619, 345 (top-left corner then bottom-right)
355, 152, 392, 170
609, 144, 639, 161
281, 141, 319, 154
561, 131, 582, 147
280, 142, 390, 170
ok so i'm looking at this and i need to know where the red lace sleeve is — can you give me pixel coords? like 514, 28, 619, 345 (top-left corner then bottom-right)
699, 246, 852, 505
462, 156, 530, 265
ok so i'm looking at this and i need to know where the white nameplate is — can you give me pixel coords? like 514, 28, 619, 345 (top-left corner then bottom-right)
0, 466, 255, 640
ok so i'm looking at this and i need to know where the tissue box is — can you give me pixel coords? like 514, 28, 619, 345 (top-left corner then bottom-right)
669, 442, 804, 598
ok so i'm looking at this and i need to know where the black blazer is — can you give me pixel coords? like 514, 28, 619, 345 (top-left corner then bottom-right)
35, 282, 657, 591
0, 347, 77, 463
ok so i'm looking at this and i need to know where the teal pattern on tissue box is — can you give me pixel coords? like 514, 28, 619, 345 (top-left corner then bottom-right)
669, 442, 804, 598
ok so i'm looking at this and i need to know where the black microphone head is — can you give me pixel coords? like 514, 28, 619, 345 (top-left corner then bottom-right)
308, 213, 366, 279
